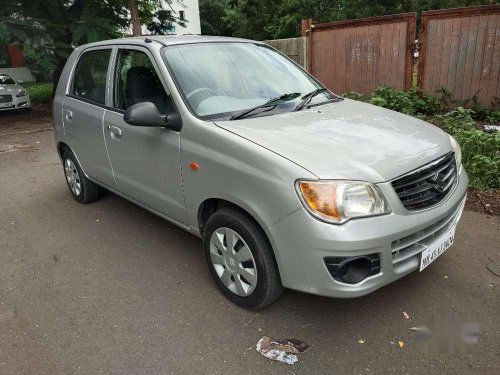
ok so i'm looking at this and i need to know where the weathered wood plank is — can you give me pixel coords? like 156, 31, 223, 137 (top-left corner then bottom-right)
470, 15, 489, 100
478, 14, 497, 103
461, 16, 479, 99
420, 5, 500, 106
425, 19, 438, 94
446, 17, 462, 96
485, 15, 499, 105
304, 13, 416, 95
263, 37, 308, 70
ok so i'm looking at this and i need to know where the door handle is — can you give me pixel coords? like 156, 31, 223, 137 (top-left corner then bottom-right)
65, 110, 73, 121
108, 125, 122, 137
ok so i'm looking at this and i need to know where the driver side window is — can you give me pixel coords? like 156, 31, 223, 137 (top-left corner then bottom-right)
113, 49, 174, 115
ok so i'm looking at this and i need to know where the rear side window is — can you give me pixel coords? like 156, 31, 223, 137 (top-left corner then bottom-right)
71, 49, 111, 104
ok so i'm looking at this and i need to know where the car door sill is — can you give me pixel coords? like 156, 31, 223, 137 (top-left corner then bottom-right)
88, 176, 192, 234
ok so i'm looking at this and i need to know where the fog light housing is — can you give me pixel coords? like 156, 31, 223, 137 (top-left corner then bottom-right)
324, 254, 381, 284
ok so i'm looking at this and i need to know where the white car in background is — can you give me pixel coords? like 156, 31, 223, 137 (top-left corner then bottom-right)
0, 73, 31, 112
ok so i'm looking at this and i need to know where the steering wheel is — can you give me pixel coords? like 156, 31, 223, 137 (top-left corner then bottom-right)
186, 87, 218, 109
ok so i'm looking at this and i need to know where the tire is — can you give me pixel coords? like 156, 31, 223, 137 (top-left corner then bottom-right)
62, 149, 101, 204
203, 207, 284, 310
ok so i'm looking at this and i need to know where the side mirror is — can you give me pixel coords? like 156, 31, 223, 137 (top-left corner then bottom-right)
124, 101, 182, 131
17, 80, 24, 84
124, 102, 166, 127
165, 112, 183, 132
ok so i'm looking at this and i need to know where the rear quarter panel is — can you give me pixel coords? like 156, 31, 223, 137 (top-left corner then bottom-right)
53, 49, 81, 152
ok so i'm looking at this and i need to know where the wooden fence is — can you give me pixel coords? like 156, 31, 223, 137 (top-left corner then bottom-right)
418, 5, 500, 105
301, 14, 416, 95
263, 5, 499, 105
263, 37, 308, 70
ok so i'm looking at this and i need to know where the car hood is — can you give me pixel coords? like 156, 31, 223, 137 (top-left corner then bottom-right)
0, 84, 19, 94
214, 99, 452, 182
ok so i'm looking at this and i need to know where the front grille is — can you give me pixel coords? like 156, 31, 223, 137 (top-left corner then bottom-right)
391, 198, 464, 265
392, 153, 457, 211
0, 94, 13, 103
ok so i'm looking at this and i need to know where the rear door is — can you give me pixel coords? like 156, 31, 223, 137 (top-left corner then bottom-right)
103, 46, 187, 226
63, 47, 116, 188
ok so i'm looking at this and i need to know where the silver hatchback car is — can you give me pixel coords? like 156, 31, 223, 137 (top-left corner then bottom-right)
53, 36, 468, 309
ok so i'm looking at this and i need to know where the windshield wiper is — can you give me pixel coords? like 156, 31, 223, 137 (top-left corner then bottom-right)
230, 92, 301, 120
294, 88, 329, 111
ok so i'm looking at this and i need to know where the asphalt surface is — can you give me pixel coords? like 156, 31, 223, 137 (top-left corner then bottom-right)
0, 112, 499, 374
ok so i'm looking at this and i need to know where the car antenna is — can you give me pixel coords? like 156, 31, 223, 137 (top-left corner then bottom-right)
144, 37, 168, 47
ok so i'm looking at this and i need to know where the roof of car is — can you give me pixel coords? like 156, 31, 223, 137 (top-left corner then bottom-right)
80, 35, 259, 49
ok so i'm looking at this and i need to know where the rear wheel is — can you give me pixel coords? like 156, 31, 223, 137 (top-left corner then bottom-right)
203, 207, 283, 310
62, 150, 101, 204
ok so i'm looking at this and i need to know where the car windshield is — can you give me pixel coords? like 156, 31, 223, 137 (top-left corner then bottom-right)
162, 42, 335, 120
0, 74, 16, 85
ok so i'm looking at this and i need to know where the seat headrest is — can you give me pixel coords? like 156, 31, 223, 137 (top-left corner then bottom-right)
126, 66, 160, 102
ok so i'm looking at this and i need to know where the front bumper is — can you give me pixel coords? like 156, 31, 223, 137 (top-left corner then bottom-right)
0, 95, 31, 111
268, 167, 469, 298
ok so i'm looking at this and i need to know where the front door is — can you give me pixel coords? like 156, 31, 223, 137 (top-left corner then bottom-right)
103, 46, 187, 226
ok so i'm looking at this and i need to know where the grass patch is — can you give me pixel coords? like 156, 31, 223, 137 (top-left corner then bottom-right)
23, 82, 53, 104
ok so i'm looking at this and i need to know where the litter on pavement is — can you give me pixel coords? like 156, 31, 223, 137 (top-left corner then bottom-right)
256, 336, 310, 365
483, 124, 500, 132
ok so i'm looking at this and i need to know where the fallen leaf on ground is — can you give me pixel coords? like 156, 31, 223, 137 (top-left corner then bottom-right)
398, 341, 404, 348
403, 311, 410, 319
358, 339, 365, 344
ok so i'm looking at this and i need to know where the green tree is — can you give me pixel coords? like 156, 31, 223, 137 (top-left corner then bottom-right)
199, 0, 234, 36
1, 0, 129, 92
200, 0, 498, 40
1, 0, 189, 93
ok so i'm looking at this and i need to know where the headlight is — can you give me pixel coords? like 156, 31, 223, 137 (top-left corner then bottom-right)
449, 135, 462, 171
296, 180, 391, 224
16, 90, 28, 97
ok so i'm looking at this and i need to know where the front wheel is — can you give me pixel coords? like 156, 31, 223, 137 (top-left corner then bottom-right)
203, 207, 283, 310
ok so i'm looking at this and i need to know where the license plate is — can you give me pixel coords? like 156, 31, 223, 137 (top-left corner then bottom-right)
419, 224, 456, 271
0, 102, 12, 108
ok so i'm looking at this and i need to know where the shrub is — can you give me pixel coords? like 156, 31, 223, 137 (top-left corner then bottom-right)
452, 130, 500, 190
23, 82, 53, 104
429, 108, 499, 190
486, 111, 500, 124
430, 107, 477, 132
341, 92, 364, 101
468, 95, 500, 123
369, 86, 442, 116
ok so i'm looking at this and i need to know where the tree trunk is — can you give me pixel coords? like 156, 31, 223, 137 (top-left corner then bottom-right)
128, 0, 142, 36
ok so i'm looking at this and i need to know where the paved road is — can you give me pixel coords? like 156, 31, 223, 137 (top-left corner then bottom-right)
0, 114, 499, 374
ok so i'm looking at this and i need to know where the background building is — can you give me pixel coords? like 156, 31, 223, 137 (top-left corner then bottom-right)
142, 0, 201, 35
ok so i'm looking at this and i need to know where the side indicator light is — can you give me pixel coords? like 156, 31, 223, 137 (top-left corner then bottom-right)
190, 162, 200, 171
